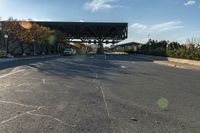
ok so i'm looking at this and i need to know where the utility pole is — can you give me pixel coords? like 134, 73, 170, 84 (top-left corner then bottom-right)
148, 34, 150, 41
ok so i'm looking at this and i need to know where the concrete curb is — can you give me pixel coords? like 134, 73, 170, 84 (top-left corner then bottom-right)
167, 57, 200, 67
135, 54, 200, 67
134, 54, 200, 70
153, 61, 182, 69
0, 55, 60, 63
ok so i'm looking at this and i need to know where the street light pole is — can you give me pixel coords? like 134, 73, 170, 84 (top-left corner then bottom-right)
1, 22, 12, 58
4, 34, 8, 56
148, 34, 151, 55
48, 43, 51, 55
0, 22, 2, 48
166, 43, 169, 56
149, 42, 151, 55
32, 39, 36, 56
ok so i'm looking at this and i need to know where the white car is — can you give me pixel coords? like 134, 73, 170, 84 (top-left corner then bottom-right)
63, 48, 76, 56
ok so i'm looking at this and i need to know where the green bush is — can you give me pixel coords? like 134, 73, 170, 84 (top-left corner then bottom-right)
0, 50, 6, 58
124, 48, 134, 53
137, 40, 200, 61
150, 48, 167, 56
167, 48, 200, 61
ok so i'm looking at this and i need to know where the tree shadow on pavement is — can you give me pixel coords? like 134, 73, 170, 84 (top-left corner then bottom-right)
0, 57, 60, 71
26, 56, 121, 80
104, 54, 168, 62
0, 54, 168, 81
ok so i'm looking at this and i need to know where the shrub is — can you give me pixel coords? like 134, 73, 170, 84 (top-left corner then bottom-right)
137, 40, 200, 61
0, 49, 6, 57
167, 48, 200, 61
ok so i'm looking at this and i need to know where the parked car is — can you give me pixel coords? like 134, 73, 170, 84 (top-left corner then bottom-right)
63, 48, 76, 56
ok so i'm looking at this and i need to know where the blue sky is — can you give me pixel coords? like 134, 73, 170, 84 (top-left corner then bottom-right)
0, 0, 200, 44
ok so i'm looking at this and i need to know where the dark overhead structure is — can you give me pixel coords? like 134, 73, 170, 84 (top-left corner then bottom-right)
35, 21, 128, 54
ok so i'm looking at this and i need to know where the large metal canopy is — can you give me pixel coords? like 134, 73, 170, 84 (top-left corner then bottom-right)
35, 21, 128, 42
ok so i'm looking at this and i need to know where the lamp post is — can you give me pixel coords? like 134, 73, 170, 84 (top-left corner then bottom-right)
0, 22, 12, 58
147, 34, 152, 55
4, 34, 8, 56
0, 22, 2, 48
32, 39, 36, 56
148, 40, 152, 55
166, 43, 169, 56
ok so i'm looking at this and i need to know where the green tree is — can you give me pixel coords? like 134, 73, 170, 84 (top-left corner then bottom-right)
3, 20, 55, 55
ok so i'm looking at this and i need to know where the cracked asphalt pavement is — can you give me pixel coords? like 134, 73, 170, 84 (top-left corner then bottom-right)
0, 54, 200, 133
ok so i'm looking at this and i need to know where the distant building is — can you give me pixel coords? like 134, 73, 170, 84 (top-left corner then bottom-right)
111, 41, 142, 53
72, 43, 93, 53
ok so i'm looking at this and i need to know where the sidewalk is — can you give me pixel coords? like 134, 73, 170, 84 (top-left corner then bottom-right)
134, 54, 200, 71
0, 55, 60, 63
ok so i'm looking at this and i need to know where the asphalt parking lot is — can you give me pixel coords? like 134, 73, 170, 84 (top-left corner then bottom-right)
0, 54, 200, 133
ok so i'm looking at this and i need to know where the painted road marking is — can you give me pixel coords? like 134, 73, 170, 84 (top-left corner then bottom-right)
96, 74, 98, 79
0, 101, 76, 127
27, 112, 77, 127
0, 101, 39, 108
132, 61, 136, 64
0, 107, 44, 125
121, 65, 128, 69
0, 69, 25, 79
100, 86, 116, 133
42, 79, 46, 84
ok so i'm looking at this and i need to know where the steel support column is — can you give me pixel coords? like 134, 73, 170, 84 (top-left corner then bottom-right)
96, 40, 104, 54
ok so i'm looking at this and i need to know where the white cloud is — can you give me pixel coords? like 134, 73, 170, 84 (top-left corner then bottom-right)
80, 19, 84, 22
130, 21, 184, 33
193, 30, 200, 33
130, 23, 147, 31
141, 37, 150, 43
30, 18, 53, 21
84, 0, 117, 12
184, 0, 196, 6
149, 21, 184, 32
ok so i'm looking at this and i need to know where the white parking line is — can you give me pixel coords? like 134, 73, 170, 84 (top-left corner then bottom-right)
100, 86, 116, 133
121, 65, 128, 69
0, 107, 44, 125
132, 61, 136, 64
27, 112, 77, 127
96, 74, 98, 79
0, 69, 25, 79
0, 101, 40, 108
0, 101, 76, 127
42, 79, 46, 84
